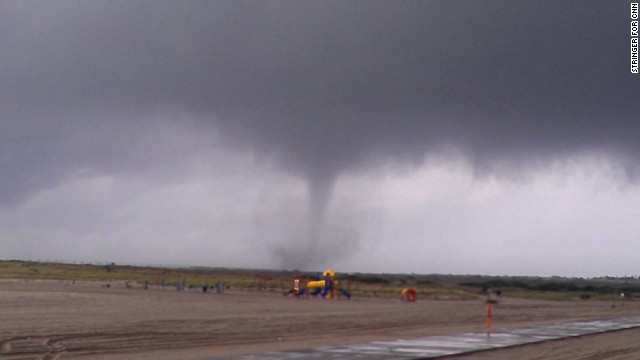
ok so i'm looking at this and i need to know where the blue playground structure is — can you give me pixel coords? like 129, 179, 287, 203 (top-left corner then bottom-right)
292, 269, 351, 299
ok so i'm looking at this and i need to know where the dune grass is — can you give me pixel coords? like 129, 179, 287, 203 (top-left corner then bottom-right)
1, 260, 635, 302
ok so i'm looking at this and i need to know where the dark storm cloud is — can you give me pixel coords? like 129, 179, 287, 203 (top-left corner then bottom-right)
2, 0, 638, 203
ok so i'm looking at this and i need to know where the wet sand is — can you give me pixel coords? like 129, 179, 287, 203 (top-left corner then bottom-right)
1, 280, 638, 359
447, 327, 640, 360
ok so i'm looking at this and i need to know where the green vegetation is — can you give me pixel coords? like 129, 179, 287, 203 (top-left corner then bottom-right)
0, 260, 279, 290
458, 275, 640, 300
0, 260, 481, 299
1, 260, 638, 301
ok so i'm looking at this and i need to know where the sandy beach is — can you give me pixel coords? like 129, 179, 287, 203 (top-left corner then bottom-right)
1, 279, 639, 359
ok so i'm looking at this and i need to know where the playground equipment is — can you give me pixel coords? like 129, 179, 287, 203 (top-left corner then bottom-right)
401, 288, 417, 302
292, 268, 351, 299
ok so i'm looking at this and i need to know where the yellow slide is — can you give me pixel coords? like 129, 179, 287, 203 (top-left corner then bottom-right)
307, 280, 326, 289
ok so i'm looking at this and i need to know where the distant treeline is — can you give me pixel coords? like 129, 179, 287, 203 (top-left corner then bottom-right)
344, 274, 435, 285
460, 279, 640, 294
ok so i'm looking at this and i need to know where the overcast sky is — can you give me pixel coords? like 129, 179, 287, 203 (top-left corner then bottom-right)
2, 0, 639, 277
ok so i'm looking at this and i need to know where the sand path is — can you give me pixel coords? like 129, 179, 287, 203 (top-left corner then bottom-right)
1, 280, 638, 359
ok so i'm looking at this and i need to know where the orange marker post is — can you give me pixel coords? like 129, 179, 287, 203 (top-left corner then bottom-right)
486, 303, 492, 335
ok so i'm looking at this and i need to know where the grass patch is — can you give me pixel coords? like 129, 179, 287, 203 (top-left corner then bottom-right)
2, 260, 638, 302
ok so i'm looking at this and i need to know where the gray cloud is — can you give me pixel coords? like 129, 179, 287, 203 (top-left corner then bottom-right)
4, 1, 637, 182
2, 1, 639, 271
